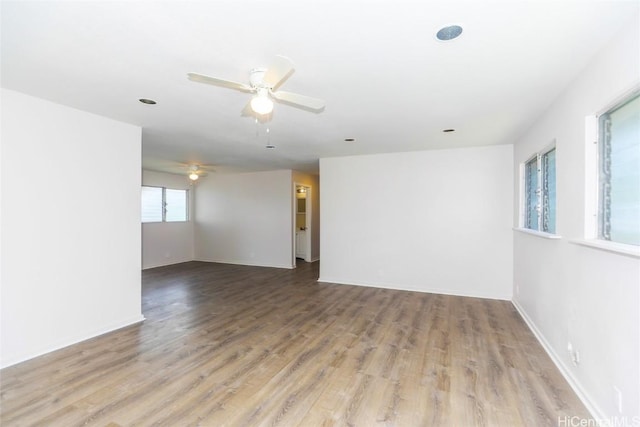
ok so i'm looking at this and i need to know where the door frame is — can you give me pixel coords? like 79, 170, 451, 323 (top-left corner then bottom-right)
292, 182, 312, 266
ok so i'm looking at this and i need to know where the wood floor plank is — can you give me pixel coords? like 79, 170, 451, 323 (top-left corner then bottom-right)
1, 261, 591, 426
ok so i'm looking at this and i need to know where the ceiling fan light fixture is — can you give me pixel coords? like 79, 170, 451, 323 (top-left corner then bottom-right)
189, 172, 199, 181
251, 95, 274, 115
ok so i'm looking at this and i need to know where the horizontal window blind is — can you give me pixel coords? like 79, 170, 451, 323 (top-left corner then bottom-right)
141, 186, 163, 223
141, 186, 188, 223
165, 189, 188, 222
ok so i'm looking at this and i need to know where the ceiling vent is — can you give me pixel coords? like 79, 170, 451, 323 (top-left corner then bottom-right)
436, 25, 463, 41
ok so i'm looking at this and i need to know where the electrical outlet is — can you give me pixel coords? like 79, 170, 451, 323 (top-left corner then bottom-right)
614, 386, 622, 414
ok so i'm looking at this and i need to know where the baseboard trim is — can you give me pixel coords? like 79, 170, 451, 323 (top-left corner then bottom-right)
511, 299, 604, 421
1, 315, 146, 369
317, 276, 511, 301
194, 258, 294, 269
142, 259, 194, 270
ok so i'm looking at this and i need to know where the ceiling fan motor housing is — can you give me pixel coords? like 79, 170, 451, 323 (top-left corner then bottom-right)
249, 68, 268, 89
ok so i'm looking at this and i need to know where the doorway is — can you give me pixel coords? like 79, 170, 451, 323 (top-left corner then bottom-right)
293, 183, 311, 266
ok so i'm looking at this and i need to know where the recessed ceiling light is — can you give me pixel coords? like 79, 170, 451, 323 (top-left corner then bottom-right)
139, 98, 157, 105
436, 25, 463, 41
443, 129, 455, 133
344, 138, 356, 142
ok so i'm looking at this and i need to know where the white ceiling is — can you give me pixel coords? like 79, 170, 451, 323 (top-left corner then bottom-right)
2, 1, 638, 175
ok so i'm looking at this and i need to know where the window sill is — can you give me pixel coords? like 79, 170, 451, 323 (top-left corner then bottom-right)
513, 227, 562, 240
570, 239, 640, 258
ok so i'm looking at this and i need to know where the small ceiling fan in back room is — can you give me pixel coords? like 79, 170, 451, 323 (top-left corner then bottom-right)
188, 55, 325, 122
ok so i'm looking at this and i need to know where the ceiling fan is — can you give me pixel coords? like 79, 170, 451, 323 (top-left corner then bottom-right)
187, 55, 325, 120
174, 162, 215, 181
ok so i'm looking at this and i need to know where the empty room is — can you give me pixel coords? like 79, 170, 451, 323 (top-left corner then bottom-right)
1, 1, 639, 426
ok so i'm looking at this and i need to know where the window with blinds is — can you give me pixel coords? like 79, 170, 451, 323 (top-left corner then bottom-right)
165, 189, 188, 222
141, 186, 188, 223
141, 186, 163, 223
598, 93, 639, 246
523, 146, 556, 233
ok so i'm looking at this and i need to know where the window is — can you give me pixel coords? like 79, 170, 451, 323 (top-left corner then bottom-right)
523, 146, 556, 234
165, 189, 188, 222
598, 93, 640, 246
141, 186, 163, 222
141, 186, 188, 223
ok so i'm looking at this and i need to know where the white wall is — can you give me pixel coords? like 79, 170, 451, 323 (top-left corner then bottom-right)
320, 145, 513, 300
0, 89, 144, 368
194, 169, 293, 268
512, 14, 639, 421
292, 171, 320, 262
142, 170, 194, 269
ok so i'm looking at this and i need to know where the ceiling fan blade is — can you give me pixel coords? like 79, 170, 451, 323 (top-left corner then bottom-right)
240, 99, 253, 116
271, 90, 325, 112
263, 55, 295, 91
180, 163, 216, 172
187, 72, 254, 93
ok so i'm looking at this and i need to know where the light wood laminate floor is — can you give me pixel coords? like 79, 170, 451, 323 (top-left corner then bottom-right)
1, 261, 590, 426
